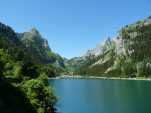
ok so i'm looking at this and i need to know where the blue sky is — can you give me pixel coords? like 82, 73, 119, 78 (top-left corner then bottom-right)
0, 0, 151, 58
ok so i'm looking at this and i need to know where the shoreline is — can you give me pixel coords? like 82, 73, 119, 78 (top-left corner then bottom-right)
49, 75, 151, 81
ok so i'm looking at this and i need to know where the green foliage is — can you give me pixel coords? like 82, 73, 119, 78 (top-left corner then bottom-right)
0, 22, 58, 113
22, 79, 57, 113
21, 61, 39, 78
41, 65, 56, 77
136, 61, 151, 77
136, 62, 145, 77
13, 62, 22, 79
0, 53, 57, 113
0, 79, 37, 113
0, 49, 10, 77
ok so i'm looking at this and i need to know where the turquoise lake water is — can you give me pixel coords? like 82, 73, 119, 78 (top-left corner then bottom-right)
49, 79, 151, 113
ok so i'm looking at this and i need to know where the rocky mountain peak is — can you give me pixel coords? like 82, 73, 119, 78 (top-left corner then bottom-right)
30, 28, 39, 35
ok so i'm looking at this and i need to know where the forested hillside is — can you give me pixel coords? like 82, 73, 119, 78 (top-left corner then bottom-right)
0, 22, 65, 113
67, 16, 151, 78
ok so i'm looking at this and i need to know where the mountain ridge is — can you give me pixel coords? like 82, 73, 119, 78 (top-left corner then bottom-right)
66, 16, 151, 77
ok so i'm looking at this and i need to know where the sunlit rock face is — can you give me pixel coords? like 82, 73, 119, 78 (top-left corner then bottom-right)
19, 28, 50, 50
144, 17, 151, 26
114, 36, 125, 55
85, 44, 104, 57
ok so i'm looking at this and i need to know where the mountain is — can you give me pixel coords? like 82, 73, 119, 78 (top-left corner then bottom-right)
18, 28, 65, 68
0, 22, 23, 48
65, 38, 114, 75
0, 22, 65, 69
85, 43, 104, 57
0, 22, 62, 113
67, 16, 151, 77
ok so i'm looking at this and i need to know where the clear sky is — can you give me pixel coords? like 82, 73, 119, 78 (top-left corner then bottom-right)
0, 0, 151, 58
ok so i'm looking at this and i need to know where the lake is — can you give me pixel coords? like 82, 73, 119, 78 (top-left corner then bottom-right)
49, 78, 151, 113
